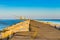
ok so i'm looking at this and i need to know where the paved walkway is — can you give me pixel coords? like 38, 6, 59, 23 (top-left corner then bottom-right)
11, 20, 60, 40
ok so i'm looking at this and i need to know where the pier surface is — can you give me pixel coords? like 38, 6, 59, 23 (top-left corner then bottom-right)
10, 20, 60, 40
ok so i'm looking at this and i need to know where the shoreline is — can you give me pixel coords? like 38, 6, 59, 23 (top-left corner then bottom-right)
34, 20, 60, 29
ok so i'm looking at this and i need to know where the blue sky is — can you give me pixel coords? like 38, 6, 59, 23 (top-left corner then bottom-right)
0, 0, 60, 19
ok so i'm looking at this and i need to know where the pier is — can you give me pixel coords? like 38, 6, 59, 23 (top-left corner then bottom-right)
0, 20, 60, 40
11, 20, 60, 40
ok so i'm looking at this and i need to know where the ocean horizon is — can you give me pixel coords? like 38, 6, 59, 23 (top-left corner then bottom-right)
0, 19, 60, 30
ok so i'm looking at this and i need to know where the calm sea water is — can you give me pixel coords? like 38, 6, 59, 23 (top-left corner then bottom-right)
0, 19, 60, 30
0, 19, 24, 30
36, 19, 60, 24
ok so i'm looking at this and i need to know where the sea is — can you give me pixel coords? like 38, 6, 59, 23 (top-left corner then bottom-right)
36, 19, 60, 24
0, 19, 60, 30
0, 19, 24, 30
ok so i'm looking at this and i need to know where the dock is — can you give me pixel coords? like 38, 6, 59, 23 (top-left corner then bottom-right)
10, 20, 60, 40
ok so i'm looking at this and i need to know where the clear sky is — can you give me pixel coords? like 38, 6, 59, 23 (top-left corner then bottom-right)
0, 0, 60, 19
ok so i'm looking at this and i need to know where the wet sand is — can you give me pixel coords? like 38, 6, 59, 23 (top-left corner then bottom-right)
10, 20, 60, 40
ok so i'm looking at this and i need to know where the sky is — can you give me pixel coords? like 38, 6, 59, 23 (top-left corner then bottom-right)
0, 0, 60, 19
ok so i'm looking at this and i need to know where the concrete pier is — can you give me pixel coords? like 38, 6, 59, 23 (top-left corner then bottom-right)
10, 20, 60, 40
